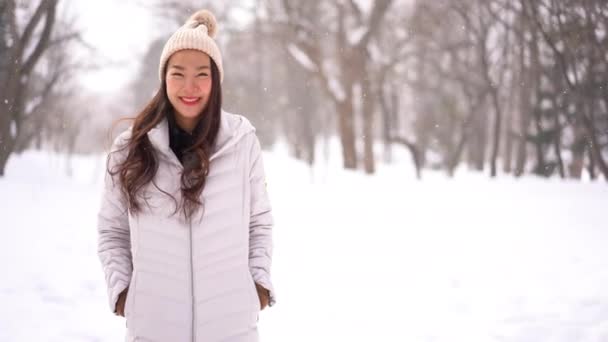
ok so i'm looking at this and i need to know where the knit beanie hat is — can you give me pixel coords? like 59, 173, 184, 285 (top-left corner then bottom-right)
158, 9, 224, 83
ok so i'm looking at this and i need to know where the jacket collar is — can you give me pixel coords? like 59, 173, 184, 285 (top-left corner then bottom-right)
147, 110, 254, 166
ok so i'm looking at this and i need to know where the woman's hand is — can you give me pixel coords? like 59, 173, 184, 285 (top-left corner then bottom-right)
255, 283, 269, 310
115, 288, 128, 317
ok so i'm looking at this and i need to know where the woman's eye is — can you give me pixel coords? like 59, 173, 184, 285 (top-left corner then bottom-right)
172, 73, 183, 77
197, 73, 208, 77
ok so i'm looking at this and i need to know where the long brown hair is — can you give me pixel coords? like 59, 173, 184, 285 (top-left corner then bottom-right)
107, 58, 222, 222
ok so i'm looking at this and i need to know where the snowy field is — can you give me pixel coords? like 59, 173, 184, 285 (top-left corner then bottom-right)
0, 147, 607, 342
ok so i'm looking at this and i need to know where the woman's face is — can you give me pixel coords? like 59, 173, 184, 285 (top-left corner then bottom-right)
165, 49, 213, 132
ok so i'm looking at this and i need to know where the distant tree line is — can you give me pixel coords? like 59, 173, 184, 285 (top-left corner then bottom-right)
257, 0, 608, 180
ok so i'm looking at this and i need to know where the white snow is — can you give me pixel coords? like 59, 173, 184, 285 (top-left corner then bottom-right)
351, 0, 373, 14
10, 121, 16, 139
368, 40, 386, 64
348, 26, 368, 46
327, 75, 346, 102
287, 44, 318, 72
1, 147, 607, 342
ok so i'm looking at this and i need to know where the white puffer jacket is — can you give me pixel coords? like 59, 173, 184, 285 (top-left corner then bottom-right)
97, 111, 275, 342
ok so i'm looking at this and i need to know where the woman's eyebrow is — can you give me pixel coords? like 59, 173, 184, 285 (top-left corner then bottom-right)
169, 65, 210, 70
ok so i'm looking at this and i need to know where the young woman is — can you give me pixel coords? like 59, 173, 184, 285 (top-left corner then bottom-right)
97, 9, 275, 342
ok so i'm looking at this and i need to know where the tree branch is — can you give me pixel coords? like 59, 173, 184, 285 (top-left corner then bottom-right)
356, 0, 392, 48
20, 0, 57, 76
18, 0, 52, 55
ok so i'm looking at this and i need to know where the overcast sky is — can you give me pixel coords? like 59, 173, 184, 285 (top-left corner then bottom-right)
66, 0, 166, 95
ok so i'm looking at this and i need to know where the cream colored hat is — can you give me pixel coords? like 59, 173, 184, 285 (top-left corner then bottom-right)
158, 9, 224, 83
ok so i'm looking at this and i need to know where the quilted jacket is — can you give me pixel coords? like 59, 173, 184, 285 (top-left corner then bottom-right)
97, 111, 275, 342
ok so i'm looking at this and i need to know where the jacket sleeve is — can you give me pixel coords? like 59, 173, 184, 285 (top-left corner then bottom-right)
97, 136, 133, 314
248, 134, 276, 307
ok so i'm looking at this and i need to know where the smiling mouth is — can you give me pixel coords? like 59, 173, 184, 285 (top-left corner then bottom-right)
179, 97, 201, 105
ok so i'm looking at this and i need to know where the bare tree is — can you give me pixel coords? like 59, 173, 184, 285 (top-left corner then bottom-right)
0, 0, 59, 175
0, 0, 85, 175
526, 0, 608, 181
278, 0, 393, 172
402, 0, 606, 181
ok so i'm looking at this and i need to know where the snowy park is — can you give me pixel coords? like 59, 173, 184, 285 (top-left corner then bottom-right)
1, 148, 606, 341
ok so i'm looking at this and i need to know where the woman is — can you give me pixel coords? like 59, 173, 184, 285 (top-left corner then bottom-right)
97, 9, 275, 342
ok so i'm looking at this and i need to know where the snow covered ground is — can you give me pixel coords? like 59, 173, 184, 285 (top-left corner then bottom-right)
1, 147, 607, 342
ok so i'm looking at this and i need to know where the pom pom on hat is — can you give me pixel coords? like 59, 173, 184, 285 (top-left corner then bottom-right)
186, 9, 218, 38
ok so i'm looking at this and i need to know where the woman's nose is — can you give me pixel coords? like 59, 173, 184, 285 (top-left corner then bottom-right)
184, 77, 200, 92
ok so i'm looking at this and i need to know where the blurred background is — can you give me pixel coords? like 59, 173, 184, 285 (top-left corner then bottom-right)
0, 0, 607, 341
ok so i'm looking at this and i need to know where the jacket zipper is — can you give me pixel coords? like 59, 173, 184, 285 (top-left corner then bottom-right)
165, 155, 195, 342
189, 218, 195, 342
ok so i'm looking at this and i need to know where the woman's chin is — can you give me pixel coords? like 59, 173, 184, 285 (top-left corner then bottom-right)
176, 108, 203, 119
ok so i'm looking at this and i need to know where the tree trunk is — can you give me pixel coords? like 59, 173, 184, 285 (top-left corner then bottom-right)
515, 0, 533, 177
468, 110, 487, 171
569, 123, 586, 179
582, 108, 608, 181
532, 105, 547, 176
302, 103, 316, 166
335, 3, 357, 171
361, 76, 375, 174
337, 99, 357, 169
551, 98, 565, 178
389, 87, 399, 162
0, 146, 10, 176
379, 78, 394, 164
476, 14, 502, 178
587, 144, 596, 180
380, 85, 392, 163
502, 69, 518, 174
514, 101, 529, 177
503, 105, 514, 174
0, 74, 18, 178
488, 86, 503, 177
528, 12, 545, 176
447, 128, 467, 177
